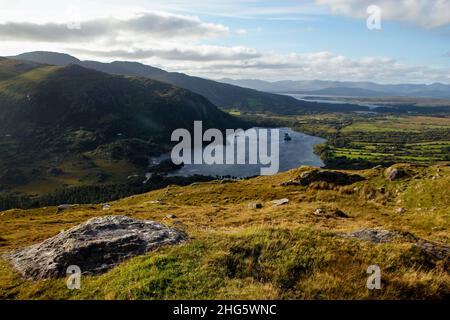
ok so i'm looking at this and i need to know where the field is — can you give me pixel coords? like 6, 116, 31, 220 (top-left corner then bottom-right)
241, 113, 450, 168
0, 164, 449, 299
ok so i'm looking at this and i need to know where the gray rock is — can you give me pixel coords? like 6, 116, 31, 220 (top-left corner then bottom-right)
344, 228, 405, 243
56, 204, 77, 213
248, 202, 263, 209
396, 207, 406, 214
343, 228, 449, 261
385, 166, 407, 181
313, 207, 349, 218
271, 198, 289, 206
4, 216, 186, 280
282, 169, 364, 187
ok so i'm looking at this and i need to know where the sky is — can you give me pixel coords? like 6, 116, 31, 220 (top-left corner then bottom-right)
0, 0, 449, 84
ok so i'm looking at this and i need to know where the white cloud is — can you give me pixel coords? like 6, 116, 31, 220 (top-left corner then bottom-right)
174, 51, 450, 83
0, 11, 229, 42
1, 7, 448, 84
315, 0, 450, 28
70, 45, 262, 62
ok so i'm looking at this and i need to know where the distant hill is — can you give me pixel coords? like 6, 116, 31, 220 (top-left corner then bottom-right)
218, 78, 450, 99
289, 87, 389, 97
0, 58, 242, 192
11, 51, 311, 114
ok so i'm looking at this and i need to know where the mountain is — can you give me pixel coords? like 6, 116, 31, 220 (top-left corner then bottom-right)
10, 52, 311, 113
218, 78, 450, 99
0, 58, 241, 192
291, 87, 389, 97
13, 51, 81, 66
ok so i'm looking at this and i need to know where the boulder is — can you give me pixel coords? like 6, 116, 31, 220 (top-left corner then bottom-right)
248, 202, 263, 209
396, 207, 406, 214
271, 198, 289, 206
343, 228, 449, 261
282, 169, 364, 187
56, 204, 77, 213
385, 166, 407, 181
4, 216, 186, 280
344, 228, 406, 243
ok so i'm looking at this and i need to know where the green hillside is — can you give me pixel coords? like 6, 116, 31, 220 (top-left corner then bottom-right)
0, 59, 242, 193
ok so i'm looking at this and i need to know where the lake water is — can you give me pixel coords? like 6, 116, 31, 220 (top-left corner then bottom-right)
286, 93, 386, 111
154, 128, 325, 178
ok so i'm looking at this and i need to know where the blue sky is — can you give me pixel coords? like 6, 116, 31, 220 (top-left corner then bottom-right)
0, 0, 449, 83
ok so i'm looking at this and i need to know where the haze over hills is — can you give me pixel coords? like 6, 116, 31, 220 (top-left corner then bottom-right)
10, 51, 312, 114
219, 78, 450, 99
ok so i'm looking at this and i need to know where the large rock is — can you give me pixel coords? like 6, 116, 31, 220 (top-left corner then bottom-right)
385, 166, 407, 181
5, 216, 186, 280
282, 169, 364, 187
343, 228, 449, 261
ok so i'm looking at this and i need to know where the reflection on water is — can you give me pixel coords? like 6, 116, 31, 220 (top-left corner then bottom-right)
152, 128, 326, 178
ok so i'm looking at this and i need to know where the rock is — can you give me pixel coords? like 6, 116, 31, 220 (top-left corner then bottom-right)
344, 228, 405, 243
271, 198, 289, 206
102, 203, 111, 211
56, 204, 76, 213
313, 207, 349, 218
282, 169, 364, 187
343, 228, 449, 261
248, 202, 263, 209
396, 207, 406, 214
4, 216, 186, 280
166, 214, 177, 219
385, 166, 407, 181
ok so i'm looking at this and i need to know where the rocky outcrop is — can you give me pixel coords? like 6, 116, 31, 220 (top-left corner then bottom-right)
385, 166, 407, 181
344, 228, 408, 243
282, 169, 364, 187
5, 216, 187, 280
343, 228, 449, 261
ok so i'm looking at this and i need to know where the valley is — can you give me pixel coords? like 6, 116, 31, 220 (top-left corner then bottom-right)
0, 53, 448, 301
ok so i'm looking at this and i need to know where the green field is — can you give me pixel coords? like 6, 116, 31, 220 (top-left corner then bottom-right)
241, 113, 450, 168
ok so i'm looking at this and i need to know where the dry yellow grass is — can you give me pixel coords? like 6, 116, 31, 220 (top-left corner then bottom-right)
0, 164, 449, 300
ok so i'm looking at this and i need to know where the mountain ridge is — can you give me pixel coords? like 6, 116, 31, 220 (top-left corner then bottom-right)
218, 78, 450, 99
10, 51, 311, 113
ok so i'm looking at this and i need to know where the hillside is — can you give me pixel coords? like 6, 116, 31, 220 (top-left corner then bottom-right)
219, 78, 450, 99
11, 52, 318, 114
0, 58, 241, 193
0, 164, 448, 299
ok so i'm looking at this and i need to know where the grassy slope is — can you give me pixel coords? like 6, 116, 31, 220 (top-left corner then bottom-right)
0, 164, 448, 300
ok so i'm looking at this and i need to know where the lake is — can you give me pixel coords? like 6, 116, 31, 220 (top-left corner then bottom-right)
152, 127, 326, 178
